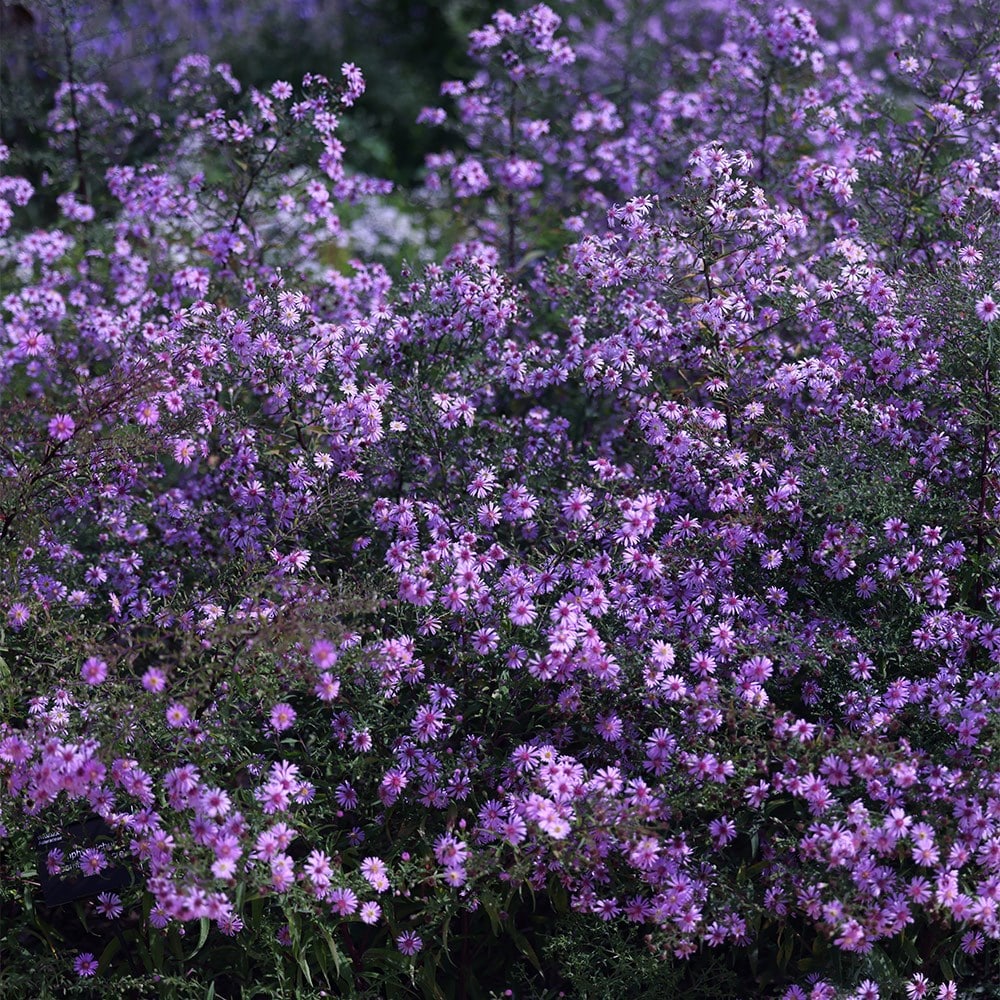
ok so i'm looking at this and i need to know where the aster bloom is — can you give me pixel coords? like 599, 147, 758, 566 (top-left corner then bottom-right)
141, 667, 167, 692
433, 833, 468, 867
79, 848, 107, 876
198, 786, 231, 818
268, 703, 297, 733
335, 781, 359, 809
328, 887, 359, 916
396, 931, 423, 956
165, 703, 190, 728
975, 294, 998, 322
360, 856, 389, 891
80, 657, 108, 685
7, 603, 29, 629
73, 953, 99, 977
313, 671, 340, 701
47, 414, 75, 441
95, 892, 123, 919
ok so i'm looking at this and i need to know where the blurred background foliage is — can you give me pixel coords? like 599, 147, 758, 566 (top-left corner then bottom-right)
0, 0, 493, 194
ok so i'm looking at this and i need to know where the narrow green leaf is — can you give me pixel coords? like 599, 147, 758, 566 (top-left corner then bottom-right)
186, 917, 211, 959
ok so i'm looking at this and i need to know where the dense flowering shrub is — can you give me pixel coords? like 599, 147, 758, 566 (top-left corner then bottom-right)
2, 2, 1000, 998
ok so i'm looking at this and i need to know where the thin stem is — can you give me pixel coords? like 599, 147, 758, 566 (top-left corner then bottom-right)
701, 241, 733, 441
57, 0, 88, 200
758, 62, 774, 185
506, 81, 518, 271
975, 355, 994, 608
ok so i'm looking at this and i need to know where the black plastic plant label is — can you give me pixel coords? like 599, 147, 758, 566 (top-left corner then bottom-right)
36, 817, 133, 905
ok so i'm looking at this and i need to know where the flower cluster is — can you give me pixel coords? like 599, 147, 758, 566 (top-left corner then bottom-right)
3, 1, 1000, 997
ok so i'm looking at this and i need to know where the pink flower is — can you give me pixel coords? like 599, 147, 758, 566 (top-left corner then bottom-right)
328, 887, 358, 916
310, 639, 337, 668
360, 856, 390, 891
269, 703, 297, 732
976, 294, 998, 322
442, 866, 467, 887
313, 671, 340, 701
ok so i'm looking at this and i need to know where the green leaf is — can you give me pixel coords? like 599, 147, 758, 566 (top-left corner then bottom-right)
508, 926, 541, 973
185, 917, 211, 960
96, 935, 121, 974
480, 896, 502, 936
168, 927, 184, 961
421, 951, 445, 1000
317, 924, 346, 979
899, 934, 921, 965
151, 930, 164, 970
940, 955, 955, 981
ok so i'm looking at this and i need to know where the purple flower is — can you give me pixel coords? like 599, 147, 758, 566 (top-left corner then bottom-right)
328, 887, 358, 916
47, 414, 75, 441
268, 703, 297, 733
79, 849, 106, 876
95, 892, 123, 919
141, 667, 166, 692
73, 952, 99, 977
165, 702, 190, 728
80, 656, 108, 685
976, 295, 998, 322
396, 931, 423, 956
6, 603, 29, 630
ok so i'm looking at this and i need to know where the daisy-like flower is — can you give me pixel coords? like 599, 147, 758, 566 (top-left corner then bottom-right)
442, 866, 467, 887
269, 703, 297, 733
310, 639, 337, 668
313, 671, 340, 701
396, 931, 423, 955
73, 952, 99, 977
48, 413, 75, 441
95, 892, 123, 919
80, 657, 108, 685
328, 887, 359, 916
165, 702, 190, 728
976, 294, 998, 322
79, 848, 106, 876
7, 603, 29, 629
360, 856, 389, 890
142, 667, 167, 693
